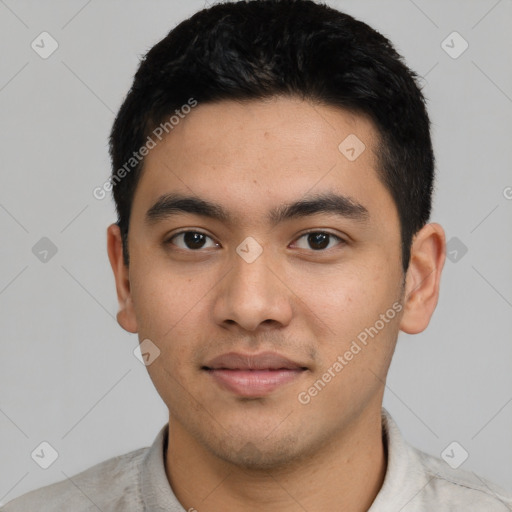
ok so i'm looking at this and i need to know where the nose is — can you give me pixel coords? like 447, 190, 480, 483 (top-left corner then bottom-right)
212, 243, 293, 332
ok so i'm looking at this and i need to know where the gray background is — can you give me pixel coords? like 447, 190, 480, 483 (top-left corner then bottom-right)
1, 0, 511, 505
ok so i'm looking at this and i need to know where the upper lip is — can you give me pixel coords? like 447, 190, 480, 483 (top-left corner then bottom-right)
203, 351, 307, 371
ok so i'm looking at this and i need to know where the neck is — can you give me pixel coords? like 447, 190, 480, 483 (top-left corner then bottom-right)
164, 406, 387, 512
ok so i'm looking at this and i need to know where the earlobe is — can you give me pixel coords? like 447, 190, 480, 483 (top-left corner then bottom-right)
106, 223, 138, 334
399, 223, 446, 334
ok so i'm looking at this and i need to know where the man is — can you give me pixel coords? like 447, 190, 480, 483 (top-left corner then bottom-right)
4, 0, 511, 510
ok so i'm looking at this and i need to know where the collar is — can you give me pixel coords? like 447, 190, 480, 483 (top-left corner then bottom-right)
140, 408, 426, 511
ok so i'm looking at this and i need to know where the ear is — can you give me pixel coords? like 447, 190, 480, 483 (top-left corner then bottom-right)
399, 222, 446, 334
107, 223, 138, 333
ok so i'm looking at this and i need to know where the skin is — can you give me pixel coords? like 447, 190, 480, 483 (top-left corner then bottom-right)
107, 96, 446, 512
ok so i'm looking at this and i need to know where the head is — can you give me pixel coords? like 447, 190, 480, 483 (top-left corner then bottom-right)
107, 0, 445, 469
110, 0, 435, 273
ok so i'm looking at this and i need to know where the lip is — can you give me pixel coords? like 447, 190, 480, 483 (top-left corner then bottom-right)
204, 351, 306, 371
203, 351, 308, 397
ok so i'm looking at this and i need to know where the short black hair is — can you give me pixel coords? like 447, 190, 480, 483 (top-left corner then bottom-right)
109, 0, 434, 272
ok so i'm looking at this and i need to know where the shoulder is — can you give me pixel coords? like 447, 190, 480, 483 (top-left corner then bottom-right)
1, 446, 148, 512
413, 447, 512, 511
378, 410, 512, 511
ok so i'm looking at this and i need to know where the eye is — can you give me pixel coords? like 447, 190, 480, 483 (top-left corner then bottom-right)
293, 231, 345, 251
166, 230, 345, 252
167, 231, 219, 250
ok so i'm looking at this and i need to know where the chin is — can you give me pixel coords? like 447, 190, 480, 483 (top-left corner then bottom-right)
207, 430, 305, 471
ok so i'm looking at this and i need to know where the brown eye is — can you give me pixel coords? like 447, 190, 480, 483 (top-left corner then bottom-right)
294, 232, 344, 251
168, 231, 218, 250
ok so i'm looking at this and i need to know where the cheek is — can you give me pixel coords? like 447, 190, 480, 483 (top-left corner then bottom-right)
298, 266, 401, 414
301, 259, 402, 376
131, 271, 207, 402
301, 263, 385, 332
128, 260, 200, 343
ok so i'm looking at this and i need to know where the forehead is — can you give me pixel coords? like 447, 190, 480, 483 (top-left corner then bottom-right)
131, 96, 396, 228
154, 97, 378, 167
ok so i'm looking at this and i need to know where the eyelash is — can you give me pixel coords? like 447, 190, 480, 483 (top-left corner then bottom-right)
165, 230, 346, 252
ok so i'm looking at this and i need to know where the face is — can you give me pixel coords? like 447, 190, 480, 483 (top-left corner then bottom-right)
108, 96, 441, 469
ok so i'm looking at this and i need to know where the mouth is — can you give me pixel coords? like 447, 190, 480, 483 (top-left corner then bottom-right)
202, 352, 308, 397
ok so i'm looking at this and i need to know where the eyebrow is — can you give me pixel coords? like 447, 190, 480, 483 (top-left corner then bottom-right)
145, 191, 369, 227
